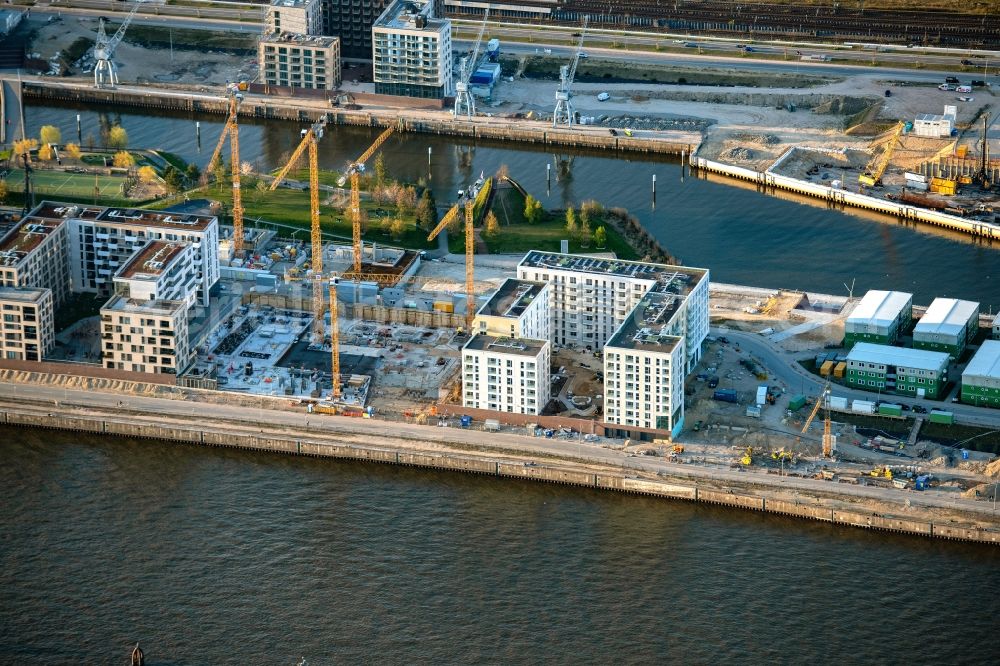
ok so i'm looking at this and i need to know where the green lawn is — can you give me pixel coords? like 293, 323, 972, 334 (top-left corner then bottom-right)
3, 168, 125, 199
482, 185, 638, 258
208, 185, 435, 250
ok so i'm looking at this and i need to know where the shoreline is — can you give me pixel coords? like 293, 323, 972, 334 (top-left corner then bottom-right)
2, 393, 998, 546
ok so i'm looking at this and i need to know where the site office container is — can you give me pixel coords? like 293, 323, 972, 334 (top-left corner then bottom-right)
834, 361, 847, 378
713, 389, 738, 403
928, 410, 955, 425
878, 403, 903, 417
820, 360, 835, 376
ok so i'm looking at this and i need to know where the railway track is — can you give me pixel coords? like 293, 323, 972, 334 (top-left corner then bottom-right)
448, 1, 1000, 48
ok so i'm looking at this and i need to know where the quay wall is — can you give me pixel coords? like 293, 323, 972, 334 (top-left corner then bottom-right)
690, 155, 1000, 241
20, 82, 693, 156
2, 407, 998, 546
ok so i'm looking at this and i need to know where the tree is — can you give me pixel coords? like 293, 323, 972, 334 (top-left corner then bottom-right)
39, 125, 61, 146
163, 166, 184, 193
0, 180, 8, 205
564, 206, 577, 236
108, 125, 128, 150
64, 143, 82, 160
373, 152, 387, 191
580, 215, 592, 248
484, 211, 500, 239
112, 151, 135, 168
38, 144, 54, 161
185, 163, 201, 183
395, 185, 417, 217
524, 194, 543, 224
416, 189, 436, 230
12, 138, 38, 157
594, 225, 607, 249
211, 158, 227, 189
389, 216, 407, 241
138, 165, 158, 183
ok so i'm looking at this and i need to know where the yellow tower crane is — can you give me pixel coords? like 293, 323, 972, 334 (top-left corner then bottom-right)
208, 93, 245, 257
426, 199, 476, 331
269, 116, 329, 345
341, 125, 397, 276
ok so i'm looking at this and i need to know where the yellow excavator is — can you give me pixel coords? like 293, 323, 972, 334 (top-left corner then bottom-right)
859, 121, 904, 187
740, 447, 754, 466
870, 466, 893, 480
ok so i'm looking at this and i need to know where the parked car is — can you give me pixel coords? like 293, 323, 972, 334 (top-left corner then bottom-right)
912, 405, 928, 414
708, 377, 720, 388
608, 128, 618, 136
597, 92, 610, 101
945, 76, 960, 83
938, 84, 956, 91
961, 59, 973, 65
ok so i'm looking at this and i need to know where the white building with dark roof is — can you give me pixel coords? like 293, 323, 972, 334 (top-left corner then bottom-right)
462, 333, 551, 415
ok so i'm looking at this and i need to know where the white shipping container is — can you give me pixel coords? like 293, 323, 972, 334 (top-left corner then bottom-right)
829, 396, 849, 410
851, 399, 876, 414
904, 172, 927, 184
756, 385, 768, 405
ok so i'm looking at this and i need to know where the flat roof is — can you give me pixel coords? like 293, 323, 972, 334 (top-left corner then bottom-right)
463, 333, 548, 357
477, 278, 546, 319
116, 241, 189, 281
847, 290, 912, 326
914, 298, 979, 337
270, 0, 314, 7
0, 216, 64, 266
0, 286, 50, 303
374, 0, 447, 31
964, 340, 1000, 381
606, 291, 683, 353
261, 31, 339, 47
518, 251, 707, 296
96, 206, 215, 232
847, 342, 949, 371
29, 201, 105, 221
101, 295, 186, 316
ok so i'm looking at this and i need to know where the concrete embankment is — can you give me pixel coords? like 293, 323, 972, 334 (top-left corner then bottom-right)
3, 407, 997, 546
691, 154, 1000, 241
17, 80, 695, 156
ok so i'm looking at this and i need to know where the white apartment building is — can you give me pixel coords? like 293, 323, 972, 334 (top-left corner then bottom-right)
474, 278, 550, 341
0, 286, 54, 361
462, 334, 551, 415
603, 291, 688, 440
113, 241, 198, 309
516, 251, 710, 372
31, 203, 221, 308
372, 0, 452, 98
101, 296, 193, 375
259, 32, 341, 90
0, 206, 71, 306
266, 0, 322, 34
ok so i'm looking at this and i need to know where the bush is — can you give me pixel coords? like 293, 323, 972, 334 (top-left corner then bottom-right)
138, 165, 158, 183
39, 125, 61, 146
112, 151, 136, 168
64, 143, 82, 159
108, 126, 128, 150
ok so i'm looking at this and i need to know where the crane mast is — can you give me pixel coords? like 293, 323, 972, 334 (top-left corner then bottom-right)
94, 1, 145, 88
344, 125, 396, 276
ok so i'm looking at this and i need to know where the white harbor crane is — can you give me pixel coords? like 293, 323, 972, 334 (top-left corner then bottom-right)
93, 1, 145, 88
453, 7, 489, 119
553, 16, 588, 127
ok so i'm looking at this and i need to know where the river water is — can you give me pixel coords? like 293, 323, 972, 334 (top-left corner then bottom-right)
24, 102, 1000, 311
2, 428, 998, 664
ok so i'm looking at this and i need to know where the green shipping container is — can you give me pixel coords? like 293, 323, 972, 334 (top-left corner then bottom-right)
878, 404, 903, 417
788, 395, 807, 411
928, 410, 955, 425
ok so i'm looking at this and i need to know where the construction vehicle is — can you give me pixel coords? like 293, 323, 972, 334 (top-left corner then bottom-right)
426, 197, 477, 331
93, 1, 144, 88
740, 447, 754, 466
208, 92, 245, 258
553, 16, 588, 127
454, 7, 489, 118
771, 448, 793, 462
338, 125, 397, 275
859, 121, 904, 187
673, 444, 685, 454
869, 466, 893, 480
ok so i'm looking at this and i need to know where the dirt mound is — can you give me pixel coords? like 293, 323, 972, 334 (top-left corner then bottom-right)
986, 457, 1000, 478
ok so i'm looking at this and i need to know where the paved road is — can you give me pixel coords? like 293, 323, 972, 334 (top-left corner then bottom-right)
715, 327, 1000, 429
2, 380, 997, 522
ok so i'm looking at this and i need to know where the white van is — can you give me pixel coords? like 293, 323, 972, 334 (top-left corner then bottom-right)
956, 84, 972, 93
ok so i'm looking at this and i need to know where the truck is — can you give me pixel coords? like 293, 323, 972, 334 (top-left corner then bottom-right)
713, 389, 738, 403
800, 54, 830, 61
486, 38, 500, 62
